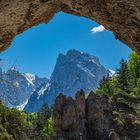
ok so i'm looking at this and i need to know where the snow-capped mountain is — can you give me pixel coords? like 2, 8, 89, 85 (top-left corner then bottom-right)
24, 84, 51, 112
25, 49, 109, 112
108, 69, 116, 77
0, 67, 49, 108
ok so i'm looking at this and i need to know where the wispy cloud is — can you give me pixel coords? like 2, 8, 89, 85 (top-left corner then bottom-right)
91, 25, 105, 34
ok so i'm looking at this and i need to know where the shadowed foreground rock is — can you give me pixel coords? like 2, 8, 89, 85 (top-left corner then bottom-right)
53, 90, 120, 140
0, 0, 140, 52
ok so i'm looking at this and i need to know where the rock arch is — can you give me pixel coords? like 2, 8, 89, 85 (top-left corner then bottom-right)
0, 0, 140, 52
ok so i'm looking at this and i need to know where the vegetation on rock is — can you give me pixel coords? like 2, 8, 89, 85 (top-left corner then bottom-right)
96, 52, 140, 140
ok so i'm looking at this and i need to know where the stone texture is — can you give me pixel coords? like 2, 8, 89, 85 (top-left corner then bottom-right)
0, 0, 140, 52
86, 92, 112, 140
53, 91, 119, 140
53, 91, 86, 140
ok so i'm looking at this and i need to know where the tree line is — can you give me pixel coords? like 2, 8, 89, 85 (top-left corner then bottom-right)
0, 52, 140, 140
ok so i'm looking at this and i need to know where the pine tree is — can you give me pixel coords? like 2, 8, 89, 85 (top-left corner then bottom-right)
98, 75, 111, 93
116, 59, 130, 93
128, 52, 140, 79
127, 53, 140, 89
29, 103, 53, 140
96, 74, 117, 96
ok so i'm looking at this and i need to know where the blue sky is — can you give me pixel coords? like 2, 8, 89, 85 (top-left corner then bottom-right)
0, 12, 132, 78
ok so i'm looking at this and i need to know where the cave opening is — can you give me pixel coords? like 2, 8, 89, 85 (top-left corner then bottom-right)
0, 11, 132, 109
0, 6, 139, 140
0, 12, 131, 78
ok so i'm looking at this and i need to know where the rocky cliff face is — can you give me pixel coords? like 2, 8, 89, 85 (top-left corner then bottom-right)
0, 67, 49, 109
25, 50, 110, 112
50, 49, 108, 97
53, 91, 120, 140
53, 91, 140, 140
0, 0, 140, 53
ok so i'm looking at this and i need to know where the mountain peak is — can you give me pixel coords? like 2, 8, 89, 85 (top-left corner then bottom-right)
66, 49, 100, 65
10, 67, 18, 71
67, 49, 82, 55
25, 49, 109, 112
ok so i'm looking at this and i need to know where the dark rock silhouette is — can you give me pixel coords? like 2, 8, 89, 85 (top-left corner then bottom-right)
53, 90, 120, 140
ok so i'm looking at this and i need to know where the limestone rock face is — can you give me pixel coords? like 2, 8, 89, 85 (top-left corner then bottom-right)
53, 91, 86, 140
75, 90, 86, 119
0, 0, 140, 52
86, 92, 112, 140
53, 91, 119, 140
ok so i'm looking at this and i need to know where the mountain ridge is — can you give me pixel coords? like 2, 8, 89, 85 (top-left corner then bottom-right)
25, 49, 113, 112
0, 67, 49, 109
0, 49, 115, 112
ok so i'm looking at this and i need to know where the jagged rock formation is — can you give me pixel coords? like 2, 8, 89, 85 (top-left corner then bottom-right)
0, 67, 48, 109
0, 0, 140, 53
53, 91, 87, 140
24, 49, 110, 112
53, 91, 120, 140
53, 90, 140, 140
50, 49, 109, 96
86, 92, 112, 140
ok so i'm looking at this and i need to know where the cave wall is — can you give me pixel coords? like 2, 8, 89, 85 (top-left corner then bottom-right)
0, 0, 140, 52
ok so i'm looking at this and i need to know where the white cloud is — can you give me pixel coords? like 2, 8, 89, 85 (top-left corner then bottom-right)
91, 25, 105, 34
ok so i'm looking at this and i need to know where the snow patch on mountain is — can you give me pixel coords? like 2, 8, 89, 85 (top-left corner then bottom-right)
7, 99, 29, 110
37, 83, 50, 99
77, 63, 95, 77
23, 73, 36, 86
109, 69, 116, 76
17, 99, 29, 110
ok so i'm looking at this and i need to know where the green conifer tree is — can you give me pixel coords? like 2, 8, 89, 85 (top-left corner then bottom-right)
116, 59, 130, 93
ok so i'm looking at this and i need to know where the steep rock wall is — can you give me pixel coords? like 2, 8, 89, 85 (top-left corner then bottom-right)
53, 91, 120, 140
